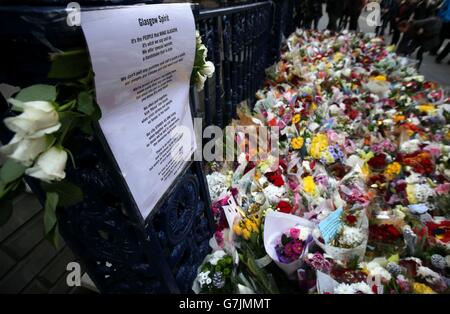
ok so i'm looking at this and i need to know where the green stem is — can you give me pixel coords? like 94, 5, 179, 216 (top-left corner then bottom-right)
58, 119, 73, 146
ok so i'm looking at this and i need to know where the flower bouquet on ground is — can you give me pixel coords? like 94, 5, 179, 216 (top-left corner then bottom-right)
264, 210, 314, 277
192, 250, 237, 294
314, 208, 369, 263
367, 222, 406, 257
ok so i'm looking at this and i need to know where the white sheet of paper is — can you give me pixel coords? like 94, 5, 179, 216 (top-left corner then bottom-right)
223, 194, 239, 228
81, 4, 197, 220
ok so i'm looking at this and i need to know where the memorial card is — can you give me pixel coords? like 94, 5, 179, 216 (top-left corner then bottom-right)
81, 4, 197, 219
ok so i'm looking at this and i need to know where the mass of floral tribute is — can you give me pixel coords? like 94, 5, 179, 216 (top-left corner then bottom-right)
194, 29, 450, 294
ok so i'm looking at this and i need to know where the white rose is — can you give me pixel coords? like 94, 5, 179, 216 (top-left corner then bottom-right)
200, 61, 215, 78
194, 72, 207, 91
0, 134, 49, 166
329, 104, 341, 116
4, 100, 60, 138
25, 147, 67, 182
342, 68, 351, 77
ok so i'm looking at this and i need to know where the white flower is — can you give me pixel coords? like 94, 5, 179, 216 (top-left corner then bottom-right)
206, 172, 228, 201
4, 100, 60, 138
195, 30, 202, 45
196, 270, 211, 287
209, 250, 227, 266
413, 183, 435, 203
417, 266, 441, 284
403, 257, 423, 265
25, 147, 67, 182
334, 282, 373, 294
363, 261, 391, 281
194, 72, 207, 91
405, 172, 423, 184
0, 134, 49, 166
329, 104, 341, 115
298, 226, 311, 241
263, 184, 285, 205
200, 61, 215, 78
400, 139, 420, 154
337, 226, 365, 248
366, 80, 390, 96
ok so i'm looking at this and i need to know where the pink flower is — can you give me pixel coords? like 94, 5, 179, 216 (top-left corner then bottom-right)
214, 230, 224, 248
290, 228, 300, 239
424, 144, 441, 158
344, 139, 356, 154
436, 183, 450, 195
327, 130, 339, 143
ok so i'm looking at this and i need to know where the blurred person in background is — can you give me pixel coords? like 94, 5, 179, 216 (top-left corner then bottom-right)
396, 16, 443, 67
348, 0, 367, 31
376, 0, 397, 36
302, 0, 323, 30
391, 0, 417, 45
327, 0, 346, 31
432, 0, 450, 63
414, 0, 440, 19
294, 0, 305, 30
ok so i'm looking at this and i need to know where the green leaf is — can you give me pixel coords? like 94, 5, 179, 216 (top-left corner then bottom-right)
77, 91, 95, 116
0, 199, 13, 226
48, 49, 91, 79
44, 192, 59, 244
41, 180, 83, 207
15, 84, 57, 102
0, 159, 26, 185
57, 111, 84, 144
79, 119, 94, 135
45, 223, 60, 249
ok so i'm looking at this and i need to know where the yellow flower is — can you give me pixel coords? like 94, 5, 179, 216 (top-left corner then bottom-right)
322, 151, 335, 164
372, 75, 387, 81
333, 52, 344, 62
388, 254, 399, 264
406, 184, 418, 204
361, 162, 370, 177
384, 162, 401, 180
292, 114, 301, 124
309, 134, 328, 159
303, 176, 317, 196
233, 224, 242, 236
244, 219, 253, 231
291, 137, 304, 150
417, 103, 436, 114
250, 221, 259, 233
412, 282, 436, 294
242, 229, 251, 240
393, 115, 405, 123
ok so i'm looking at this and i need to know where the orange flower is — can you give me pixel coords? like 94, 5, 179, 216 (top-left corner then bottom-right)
393, 115, 405, 123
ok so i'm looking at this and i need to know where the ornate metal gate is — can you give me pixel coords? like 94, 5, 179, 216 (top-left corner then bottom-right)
0, 0, 295, 293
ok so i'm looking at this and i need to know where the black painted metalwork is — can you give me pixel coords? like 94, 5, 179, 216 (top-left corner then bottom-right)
195, 1, 280, 127
0, 0, 295, 293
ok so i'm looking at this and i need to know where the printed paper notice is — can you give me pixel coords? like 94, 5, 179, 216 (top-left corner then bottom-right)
81, 4, 197, 219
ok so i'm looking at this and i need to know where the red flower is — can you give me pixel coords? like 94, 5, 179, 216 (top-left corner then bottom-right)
368, 154, 387, 170
398, 151, 434, 175
345, 215, 357, 225
347, 109, 359, 120
243, 161, 256, 174
276, 200, 293, 214
369, 224, 402, 242
265, 169, 285, 187
426, 221, 450, 243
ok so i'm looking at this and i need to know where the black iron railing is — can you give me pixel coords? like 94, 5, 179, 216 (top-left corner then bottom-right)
0, 0, 296, 293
